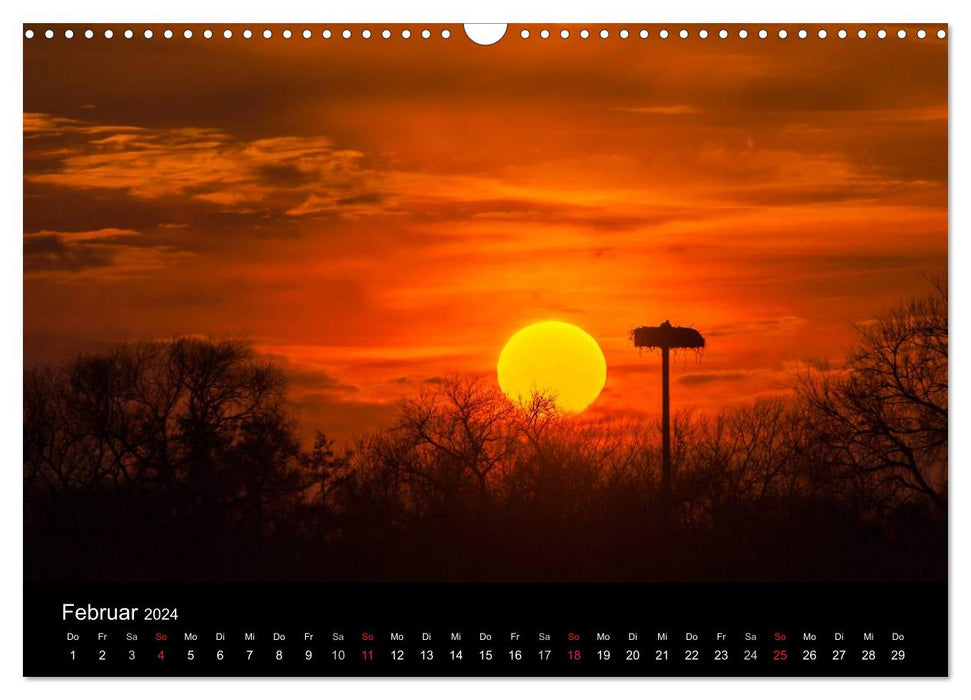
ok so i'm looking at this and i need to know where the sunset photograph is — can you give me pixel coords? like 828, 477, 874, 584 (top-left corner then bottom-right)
23, 25, 947, 584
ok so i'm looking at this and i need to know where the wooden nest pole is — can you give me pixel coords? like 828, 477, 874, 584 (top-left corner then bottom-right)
632, 321, 705, 521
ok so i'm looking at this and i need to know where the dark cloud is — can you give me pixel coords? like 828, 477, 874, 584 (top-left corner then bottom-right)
23, 228, 184, 277
256, 163, 317, 188
707, 316, 809, 338
24, 113, 386, 220
678, 371, 751, 386
256, 352, 361, 396
24, 233, 114, 272
336, 192, 385, 207
291, 393, 399, 446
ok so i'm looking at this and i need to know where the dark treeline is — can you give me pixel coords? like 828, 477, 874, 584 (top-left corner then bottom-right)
24, 287, 947, 582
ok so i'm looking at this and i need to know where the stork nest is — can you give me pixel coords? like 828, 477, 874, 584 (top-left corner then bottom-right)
631, 323, 705, 350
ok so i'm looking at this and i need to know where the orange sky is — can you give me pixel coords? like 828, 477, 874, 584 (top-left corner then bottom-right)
23, 25, 948, 443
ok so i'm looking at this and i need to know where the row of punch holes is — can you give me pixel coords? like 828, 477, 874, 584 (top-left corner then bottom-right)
24, 26, 948, 41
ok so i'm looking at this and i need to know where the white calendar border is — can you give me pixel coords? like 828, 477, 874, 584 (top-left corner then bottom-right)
3, 0, 964, 698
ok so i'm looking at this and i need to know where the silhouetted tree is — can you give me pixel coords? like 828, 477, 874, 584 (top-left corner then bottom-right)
396, 376, 518, 506
797, 284, 947, 514
24, 338, 309, 578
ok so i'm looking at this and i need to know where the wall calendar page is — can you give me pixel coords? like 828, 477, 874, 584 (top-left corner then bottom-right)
22, 20, 948, 678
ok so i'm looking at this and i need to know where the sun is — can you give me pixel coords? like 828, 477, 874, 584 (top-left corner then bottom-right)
497, 321, 607, 413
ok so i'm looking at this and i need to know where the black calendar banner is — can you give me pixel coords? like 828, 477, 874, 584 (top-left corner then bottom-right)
25, 582, 947, 676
